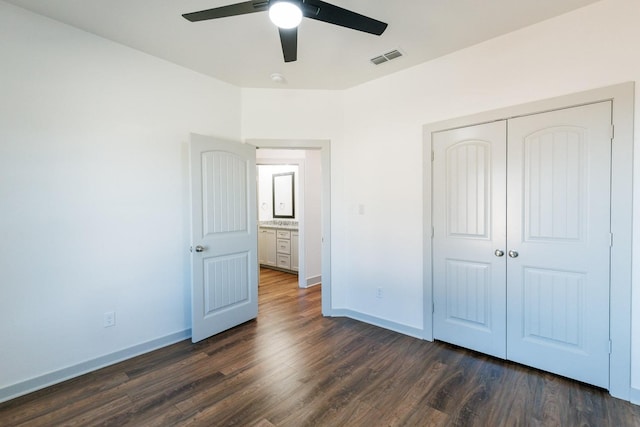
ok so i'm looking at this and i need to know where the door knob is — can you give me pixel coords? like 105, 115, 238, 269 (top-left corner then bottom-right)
494, 249, 505, 257
195, 245, 206, 253
508, 250, 519, 258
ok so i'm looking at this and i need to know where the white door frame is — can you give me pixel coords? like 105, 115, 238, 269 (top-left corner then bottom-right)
423, 82, 634, 400
248, 139, 332, 317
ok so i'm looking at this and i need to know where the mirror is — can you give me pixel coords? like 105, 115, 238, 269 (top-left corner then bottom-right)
272, 172, 295, 218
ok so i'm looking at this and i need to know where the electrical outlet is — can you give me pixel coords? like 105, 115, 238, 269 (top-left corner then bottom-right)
103, 311, 116, 328
376, 287, 383, 299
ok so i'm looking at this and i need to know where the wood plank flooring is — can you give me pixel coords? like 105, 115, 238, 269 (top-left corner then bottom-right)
2, 268, 640, 426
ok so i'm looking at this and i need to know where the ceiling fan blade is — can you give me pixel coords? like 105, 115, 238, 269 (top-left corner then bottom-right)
279, 27, 298, 62
301, 0, 387, 35
182, 1, 269, 22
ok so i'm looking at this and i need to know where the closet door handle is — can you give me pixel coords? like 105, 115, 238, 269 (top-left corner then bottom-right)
494, 249, 505, 257
508, 250, 519, 258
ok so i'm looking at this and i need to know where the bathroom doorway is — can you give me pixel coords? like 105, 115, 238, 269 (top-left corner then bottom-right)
250, 139, 332, 316
257, 149, 321, 290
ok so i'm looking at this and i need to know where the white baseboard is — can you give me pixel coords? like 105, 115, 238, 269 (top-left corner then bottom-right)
306, 275, 321, 287
331, 309, 423, 339
0, 329, 191, 404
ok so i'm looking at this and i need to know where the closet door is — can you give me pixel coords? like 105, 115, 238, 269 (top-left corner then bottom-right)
432, 121, 507, 358
506, 102, 612, 388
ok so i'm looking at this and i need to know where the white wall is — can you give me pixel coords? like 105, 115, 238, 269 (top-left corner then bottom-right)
0, 2, 241, 399
257, 164, 299, 222
304, 150, 323, 285
243, 0, 640, 400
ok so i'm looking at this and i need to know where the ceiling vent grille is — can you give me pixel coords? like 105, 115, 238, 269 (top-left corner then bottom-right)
370, 49, 403, 65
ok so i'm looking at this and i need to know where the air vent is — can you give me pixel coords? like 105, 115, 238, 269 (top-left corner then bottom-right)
370, 49, 403, 65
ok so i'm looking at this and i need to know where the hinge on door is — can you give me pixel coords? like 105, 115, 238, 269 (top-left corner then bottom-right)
610, 124, 615, 140
431, 151, 435, 162
609, 233, 614, 247
432, 301, 435, 314
189, 246, 193, 253
431, 226, 435, 238
609, 340, 612, 354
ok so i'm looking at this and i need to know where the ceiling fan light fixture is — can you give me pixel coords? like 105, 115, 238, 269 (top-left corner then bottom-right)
269, 1, 303, 29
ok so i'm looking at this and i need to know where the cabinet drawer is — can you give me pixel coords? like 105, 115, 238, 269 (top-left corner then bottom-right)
276, 230, 291, 239
277, 254, 291, 269
276, 239, 290, 254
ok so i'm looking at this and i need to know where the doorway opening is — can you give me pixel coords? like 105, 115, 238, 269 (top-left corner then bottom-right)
257, 149, 322, 297
249, 140, 332, 316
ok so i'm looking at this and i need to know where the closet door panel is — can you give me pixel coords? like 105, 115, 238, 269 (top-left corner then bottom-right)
506, 102, 612, 388
432, 121, 507, 358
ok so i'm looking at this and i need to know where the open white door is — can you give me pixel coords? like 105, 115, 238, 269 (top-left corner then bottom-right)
189, 134, 257, 343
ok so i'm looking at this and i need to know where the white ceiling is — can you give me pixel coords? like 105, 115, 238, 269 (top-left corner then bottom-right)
4, 0, 601, 90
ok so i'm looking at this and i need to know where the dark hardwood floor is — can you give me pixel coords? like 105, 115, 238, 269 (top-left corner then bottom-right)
2, 268, 640, 426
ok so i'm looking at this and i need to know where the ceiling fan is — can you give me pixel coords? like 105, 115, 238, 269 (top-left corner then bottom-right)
182, 0, 388, 63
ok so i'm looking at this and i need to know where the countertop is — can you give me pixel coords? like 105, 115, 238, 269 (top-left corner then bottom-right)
259, 221, 298, 231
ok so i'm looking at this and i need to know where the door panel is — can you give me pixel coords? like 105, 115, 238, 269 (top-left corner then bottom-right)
522, 126, 586, 242
203, 254, 249, 313
190, 134, 257, 343
521, 267, 585, 348
201, 150, 248, 235
433, 121, 507, 358
444, 259, 491, 327
506, 102, 612, 388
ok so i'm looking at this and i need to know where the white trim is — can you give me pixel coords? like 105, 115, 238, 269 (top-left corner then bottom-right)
306, 275, 322, 287
0, 329, 191, 404
331, 309, 424, 339
631, 387, 640, 406
248, 139, 332, 316
423, 82, 634, 401
423, 130, 434, 342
